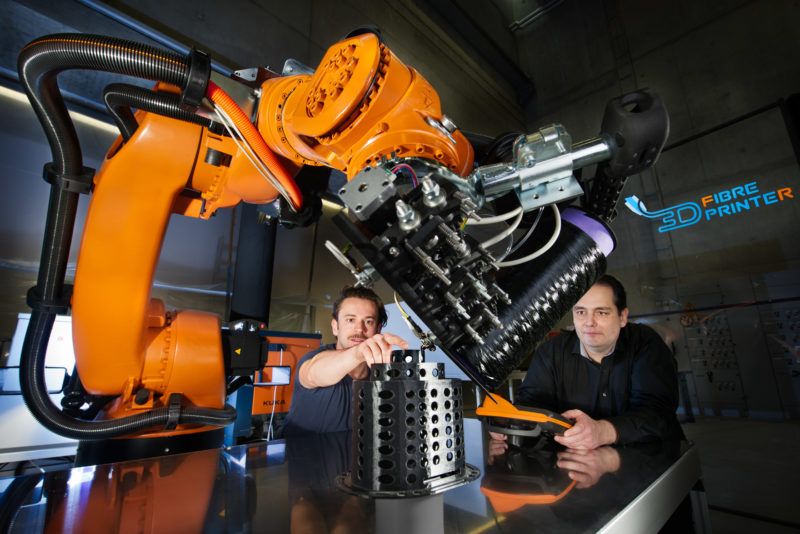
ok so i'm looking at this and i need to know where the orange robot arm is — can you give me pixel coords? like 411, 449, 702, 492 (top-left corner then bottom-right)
20, 31, 473, 439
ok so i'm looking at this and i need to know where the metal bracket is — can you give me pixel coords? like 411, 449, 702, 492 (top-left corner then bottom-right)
337, 165, 397, 221
324, 240, 379, 288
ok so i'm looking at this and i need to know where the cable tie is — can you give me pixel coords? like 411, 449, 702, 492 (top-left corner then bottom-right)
181, 48, 211, 111
164, 393, 183, 430
42, 163, 94, 194
26, 285, 72, 314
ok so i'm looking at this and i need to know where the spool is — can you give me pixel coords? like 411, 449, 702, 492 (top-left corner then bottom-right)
447, 207, 614, 391
336, 350, 479, 497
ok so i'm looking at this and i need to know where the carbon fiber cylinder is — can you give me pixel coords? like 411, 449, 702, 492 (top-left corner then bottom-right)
451, 215, 609, 391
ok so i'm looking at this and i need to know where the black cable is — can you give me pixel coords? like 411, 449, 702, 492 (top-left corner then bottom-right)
0, 475, 43, 532
17, 34, 236, 440
103, 83, 213, 141
18, 34, 188, 178
482, 132, 522, 164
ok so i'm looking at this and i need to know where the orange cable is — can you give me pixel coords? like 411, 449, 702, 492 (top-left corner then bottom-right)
205, 80, 303, 210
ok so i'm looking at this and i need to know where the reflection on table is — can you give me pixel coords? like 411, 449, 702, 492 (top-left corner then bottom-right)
481, 432, 693, 532
0, 418, 701, 533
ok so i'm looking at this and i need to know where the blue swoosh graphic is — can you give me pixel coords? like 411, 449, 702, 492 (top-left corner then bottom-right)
624, 195, 702, 232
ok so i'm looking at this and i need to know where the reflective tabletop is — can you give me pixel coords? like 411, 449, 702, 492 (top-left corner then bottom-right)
0, 419, 699, 533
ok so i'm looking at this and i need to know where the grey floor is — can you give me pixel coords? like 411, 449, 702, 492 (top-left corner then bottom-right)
681, 416, 800, 533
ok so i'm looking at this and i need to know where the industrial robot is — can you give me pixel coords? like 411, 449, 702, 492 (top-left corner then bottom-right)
16, 27, 668, 460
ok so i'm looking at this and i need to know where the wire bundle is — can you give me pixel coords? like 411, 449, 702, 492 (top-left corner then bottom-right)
206, 81, 303, 210
465, 203, 562, 268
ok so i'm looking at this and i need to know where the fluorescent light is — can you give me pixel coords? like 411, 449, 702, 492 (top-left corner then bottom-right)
0, 85, 119, 135
0, 85, 29, 104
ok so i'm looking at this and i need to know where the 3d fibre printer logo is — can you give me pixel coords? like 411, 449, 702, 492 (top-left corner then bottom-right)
624, 180, 793, 232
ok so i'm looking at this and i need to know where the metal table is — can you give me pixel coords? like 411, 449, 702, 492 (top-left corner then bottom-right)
0, 419, 703, 533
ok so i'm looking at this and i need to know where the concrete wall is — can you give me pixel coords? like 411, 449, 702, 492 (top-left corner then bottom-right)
107, 0, 523, 136
509, 0, 800, 305
511, 0, 800, 417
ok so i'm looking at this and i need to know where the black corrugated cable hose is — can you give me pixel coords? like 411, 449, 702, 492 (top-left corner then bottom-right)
17, 34, 235, 440
103, 83, 213, 141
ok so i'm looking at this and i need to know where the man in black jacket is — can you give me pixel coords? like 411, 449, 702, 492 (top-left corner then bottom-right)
493, 274, 683, 450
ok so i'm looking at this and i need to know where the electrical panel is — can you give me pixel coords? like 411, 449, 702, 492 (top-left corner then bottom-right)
685, 313, 748, 416
760, 306, 800, 417
674, 273, 800, 419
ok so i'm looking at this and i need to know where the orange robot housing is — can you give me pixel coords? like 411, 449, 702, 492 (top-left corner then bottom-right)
257, 32, 474, 178
71, 108, 280, 434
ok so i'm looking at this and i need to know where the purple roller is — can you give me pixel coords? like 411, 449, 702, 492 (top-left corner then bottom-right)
561, 207, 616, 256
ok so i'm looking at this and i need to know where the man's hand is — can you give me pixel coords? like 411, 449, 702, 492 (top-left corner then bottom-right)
300, 332, 408, 387
488, 431, 508, 441
354, 332, 409, 367
554, 409, 618, 450
487, 437, 509, 465
556, 447, 621, 488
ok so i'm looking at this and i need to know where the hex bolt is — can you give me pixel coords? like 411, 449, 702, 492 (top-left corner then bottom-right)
440, 115, 457, 133
421, 177, 445, 208
396, 199, 421, 231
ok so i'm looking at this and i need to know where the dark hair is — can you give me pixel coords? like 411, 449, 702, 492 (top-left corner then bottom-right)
595, 274, 627, 312
332, 285, 388, 327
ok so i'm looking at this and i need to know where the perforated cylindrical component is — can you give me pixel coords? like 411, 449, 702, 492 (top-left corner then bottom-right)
337, 350, 478, 497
